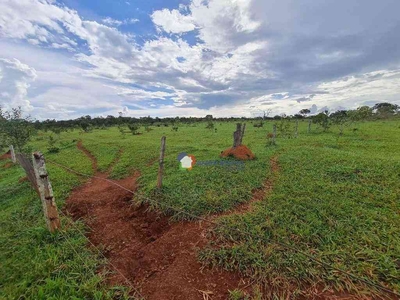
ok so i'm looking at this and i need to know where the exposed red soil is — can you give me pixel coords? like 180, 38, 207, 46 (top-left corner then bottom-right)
77, 140, 98, 173
65, 142, 246, 300
221, 145, 255, 160
0, 150, 11, 160
3, 162, 13, 168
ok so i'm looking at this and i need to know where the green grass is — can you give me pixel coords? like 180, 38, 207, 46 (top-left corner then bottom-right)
0, 143, 134, 299
1, 119, 399, 299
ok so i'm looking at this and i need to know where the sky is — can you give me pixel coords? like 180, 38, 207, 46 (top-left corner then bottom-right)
0, 0, 399, 120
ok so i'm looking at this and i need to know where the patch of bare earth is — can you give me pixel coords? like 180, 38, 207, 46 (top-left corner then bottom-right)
65, 142, 246, 299
1, 150, 11, 160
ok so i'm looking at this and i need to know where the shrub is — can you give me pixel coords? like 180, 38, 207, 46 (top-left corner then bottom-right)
0, 106, 34, 153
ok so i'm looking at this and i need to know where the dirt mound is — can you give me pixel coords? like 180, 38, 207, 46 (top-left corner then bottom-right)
220, 145, 255, 160
0, 150, 11, 160
65, 142, 246, 300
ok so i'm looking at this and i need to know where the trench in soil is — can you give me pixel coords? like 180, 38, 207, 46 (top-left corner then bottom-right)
64, 142, 279, 300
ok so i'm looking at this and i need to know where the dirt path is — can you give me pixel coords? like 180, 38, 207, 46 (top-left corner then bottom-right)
65, 142, 260, 300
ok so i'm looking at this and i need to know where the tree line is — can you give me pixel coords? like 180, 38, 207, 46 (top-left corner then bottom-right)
1, 102, 398, 153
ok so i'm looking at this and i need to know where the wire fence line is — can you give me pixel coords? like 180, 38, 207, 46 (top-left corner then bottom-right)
45, 158, 399, 298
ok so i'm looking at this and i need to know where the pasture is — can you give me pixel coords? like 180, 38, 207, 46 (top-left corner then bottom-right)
1, 119, 399, 299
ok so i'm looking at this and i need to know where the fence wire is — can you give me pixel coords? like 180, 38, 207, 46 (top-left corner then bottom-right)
44, 158, 400, 298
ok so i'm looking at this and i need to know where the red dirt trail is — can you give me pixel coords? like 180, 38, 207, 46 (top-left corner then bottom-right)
0, 150, 11, 160
65, 141, 254, 300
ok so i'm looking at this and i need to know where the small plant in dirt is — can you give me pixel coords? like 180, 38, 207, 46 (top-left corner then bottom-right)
229, 289, 250, 300
47, 135, 60, 153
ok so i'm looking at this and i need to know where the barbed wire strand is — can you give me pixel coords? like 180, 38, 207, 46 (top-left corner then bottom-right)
46, 159, 400, 298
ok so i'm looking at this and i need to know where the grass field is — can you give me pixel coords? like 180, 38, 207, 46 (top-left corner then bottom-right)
1, 120, 399, 299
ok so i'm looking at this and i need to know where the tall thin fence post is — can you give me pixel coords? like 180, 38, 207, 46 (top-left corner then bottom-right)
32, 152, 61, 232
273, 124, 277, 145
239, 123, 246, 145
308, 119, 312, 133
157, 136, 166, 189
9, 145, 16, 163
233, 123, 242, 148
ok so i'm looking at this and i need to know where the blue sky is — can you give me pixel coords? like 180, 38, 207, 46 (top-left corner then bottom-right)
0, 0, 399, 120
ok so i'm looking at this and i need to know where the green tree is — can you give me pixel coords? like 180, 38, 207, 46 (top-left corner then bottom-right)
330, 110, 349, 135
313, 110, 330, 131
299, 108, 311, 117
373, 102, 399, 117
128, 124, 140, 135
348, 106, 373, 122
0, 106, 34, 153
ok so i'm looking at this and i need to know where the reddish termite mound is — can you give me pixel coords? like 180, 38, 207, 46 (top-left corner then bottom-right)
220, 145, 255, 160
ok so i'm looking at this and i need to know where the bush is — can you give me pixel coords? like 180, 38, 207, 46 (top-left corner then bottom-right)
128, 124, 140, 135
47, 135, 60, 153
0, 106, 34, 153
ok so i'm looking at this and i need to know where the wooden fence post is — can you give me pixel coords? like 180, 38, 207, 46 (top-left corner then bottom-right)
273, 124, 277, 145
308, 119, 312, 133
239, 123, 246, 145
9, 145, 16, 163
233, 123, 242, 148
157, 136, 166, 189
32, 152, 61, 232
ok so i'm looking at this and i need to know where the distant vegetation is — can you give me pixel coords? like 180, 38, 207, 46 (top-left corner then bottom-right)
1, 102, 397, 137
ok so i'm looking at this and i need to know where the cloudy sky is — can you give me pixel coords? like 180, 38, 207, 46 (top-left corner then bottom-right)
0, 0, 399, 120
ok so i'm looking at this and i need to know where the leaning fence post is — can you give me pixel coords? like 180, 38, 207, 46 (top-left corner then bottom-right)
273, 124, 277, 145
157, 136, 166, 189
9, 145, 16, 163
32, 152, 61, 232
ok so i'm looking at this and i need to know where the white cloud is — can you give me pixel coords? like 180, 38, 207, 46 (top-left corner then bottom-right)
102, 17, 139, 27
0, 58, 37, 112
0, 0, 399, 120
151, 9, 196, 34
